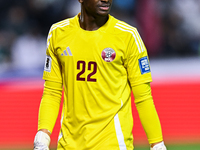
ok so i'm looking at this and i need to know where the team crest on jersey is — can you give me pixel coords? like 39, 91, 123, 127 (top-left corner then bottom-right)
101, 48, 116, 62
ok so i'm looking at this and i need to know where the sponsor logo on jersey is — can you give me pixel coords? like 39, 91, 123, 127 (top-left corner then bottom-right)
139, 56, 151, 74
101, 48, 116, 62
61, 47, 73, 56
44, 55, 52, 72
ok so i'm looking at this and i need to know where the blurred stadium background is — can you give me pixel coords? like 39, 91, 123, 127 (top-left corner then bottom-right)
0, 0, 200, 150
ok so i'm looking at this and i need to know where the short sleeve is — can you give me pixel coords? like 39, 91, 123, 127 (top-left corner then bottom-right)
43, 26, 62, 83
125, 29, 152, 87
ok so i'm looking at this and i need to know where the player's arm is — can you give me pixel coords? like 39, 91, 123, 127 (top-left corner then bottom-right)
132, 83, 167, 150
34, 80, 63, 150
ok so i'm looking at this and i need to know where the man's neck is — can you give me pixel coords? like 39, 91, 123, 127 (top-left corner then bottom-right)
79, 13, 109, 31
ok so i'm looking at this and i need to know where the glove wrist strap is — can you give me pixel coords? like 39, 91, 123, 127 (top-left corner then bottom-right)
34, 131, 51, 147
150, 141, 166, 150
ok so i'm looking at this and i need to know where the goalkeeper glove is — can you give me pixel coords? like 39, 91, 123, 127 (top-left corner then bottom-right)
34, 131, 50, 150
150, 141, 167, 150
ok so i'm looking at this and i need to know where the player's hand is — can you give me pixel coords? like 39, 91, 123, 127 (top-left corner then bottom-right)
34, 131, 50, 150
150, 141, 167, 150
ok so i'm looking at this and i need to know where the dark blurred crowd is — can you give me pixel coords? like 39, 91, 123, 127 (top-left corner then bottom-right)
0, 0, 200, 74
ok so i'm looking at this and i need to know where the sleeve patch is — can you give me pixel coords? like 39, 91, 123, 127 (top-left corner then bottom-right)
44, 55, 52, 72
139, 56, 151, 74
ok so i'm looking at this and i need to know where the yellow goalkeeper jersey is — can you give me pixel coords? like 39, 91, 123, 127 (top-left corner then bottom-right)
43, 14, 152, 150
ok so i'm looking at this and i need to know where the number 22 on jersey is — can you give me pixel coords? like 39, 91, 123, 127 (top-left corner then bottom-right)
76, 61, 97, 82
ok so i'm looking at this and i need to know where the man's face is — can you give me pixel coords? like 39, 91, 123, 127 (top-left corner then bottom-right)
80, 0, 113, 17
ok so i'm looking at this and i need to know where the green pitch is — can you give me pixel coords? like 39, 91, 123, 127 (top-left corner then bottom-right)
134, 144, 200, 150
51, 144, 200, 150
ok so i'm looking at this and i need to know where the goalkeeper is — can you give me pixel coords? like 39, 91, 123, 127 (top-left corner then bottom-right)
34, 0, 167, 150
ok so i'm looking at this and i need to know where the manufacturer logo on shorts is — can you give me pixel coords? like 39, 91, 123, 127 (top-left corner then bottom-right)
101, 48, 116, 62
